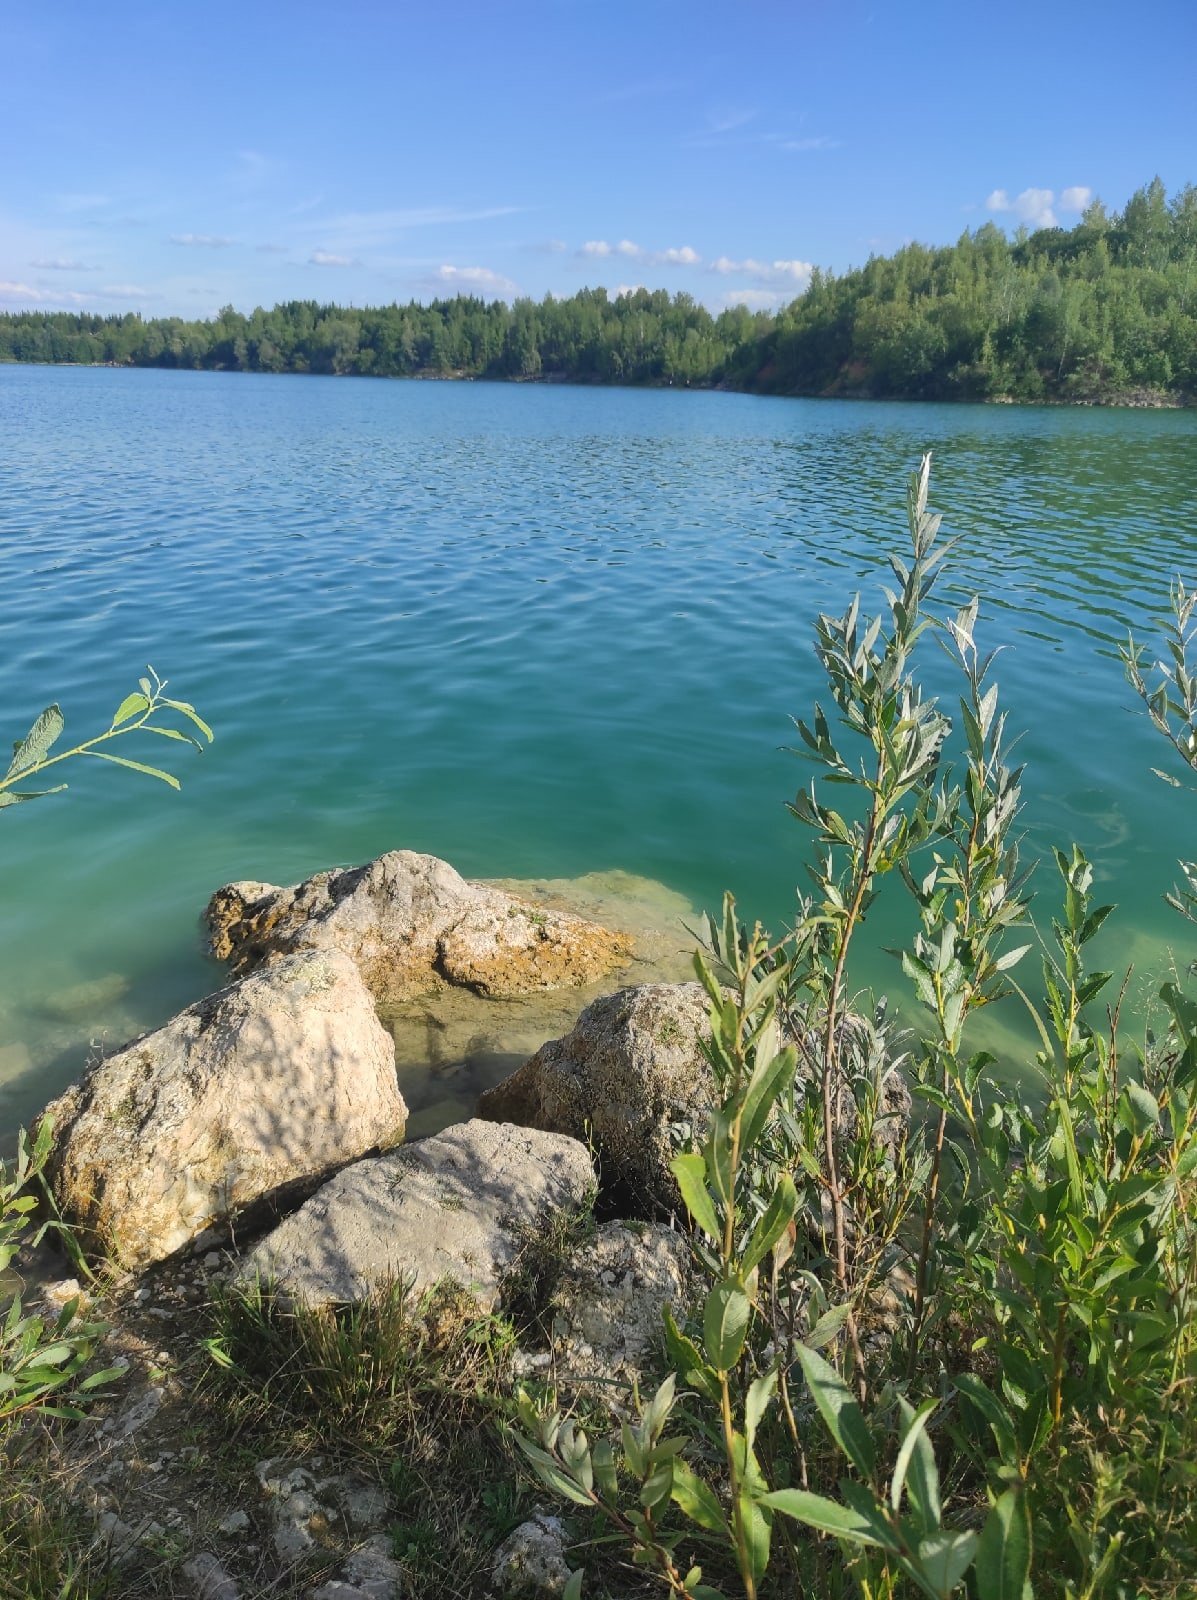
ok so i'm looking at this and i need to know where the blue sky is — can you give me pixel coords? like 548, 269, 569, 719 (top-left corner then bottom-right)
3, 0, 1194, 319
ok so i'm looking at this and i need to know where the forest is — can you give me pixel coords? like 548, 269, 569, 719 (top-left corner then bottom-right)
3, 179, 1195, 403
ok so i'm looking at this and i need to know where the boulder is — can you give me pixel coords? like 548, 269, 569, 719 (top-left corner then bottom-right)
477, 983, 714, 1214
206, 850, 632, 1007
550, 1222, 691, 1409
478, 983, 912, 1216
492, 1513, 573, 1597
239, 1119, 595, 1309
45, 950, 405, 1268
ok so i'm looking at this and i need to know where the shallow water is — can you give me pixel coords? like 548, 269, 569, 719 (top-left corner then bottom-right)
2, 366, 1195, 1138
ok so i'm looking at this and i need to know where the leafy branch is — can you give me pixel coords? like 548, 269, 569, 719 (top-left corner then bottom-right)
2, 666, 213, 811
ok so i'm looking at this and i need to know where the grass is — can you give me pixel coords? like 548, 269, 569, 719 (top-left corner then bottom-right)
202, 1278, 540, 1597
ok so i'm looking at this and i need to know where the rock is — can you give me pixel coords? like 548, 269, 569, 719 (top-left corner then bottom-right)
480, 984, 912, 1215
255, 1459, 398, 1592
39, 1276, 88, 1313
256, 1460, 332, 1562
240, 1120, 594, 1310
102, 1384, 163, 1441
218, 1509, 250, 1535
492, 1513, 573, 1596
550, 1223, 690, 1408
310, 1534, 404, 1599
182, 1553, 242, 1600
478, 983, 714, 1214
34, 971, 130, 1022
207, 850, 632, 1006
44, 950, 406, 1268
343, 1535, 404, 1598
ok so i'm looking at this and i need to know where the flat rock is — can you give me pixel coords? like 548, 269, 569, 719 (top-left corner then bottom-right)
44, 950, 406, 1267
206, 849, 632, 1006
240, 1119, 595, 1309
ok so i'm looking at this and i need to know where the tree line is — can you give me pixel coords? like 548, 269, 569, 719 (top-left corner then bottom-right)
3, 179, 1194, 403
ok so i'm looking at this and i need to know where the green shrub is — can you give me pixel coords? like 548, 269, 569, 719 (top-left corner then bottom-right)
514, 458, 1197, 1600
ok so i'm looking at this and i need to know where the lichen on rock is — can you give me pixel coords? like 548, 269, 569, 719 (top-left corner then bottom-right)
43, 949, 406, 1268
206, 849, 634, 1008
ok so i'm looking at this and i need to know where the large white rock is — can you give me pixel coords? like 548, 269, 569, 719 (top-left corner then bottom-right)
45, 950, 406, 1268
206, 849, 633, 1006
240, 1118, 595, 1309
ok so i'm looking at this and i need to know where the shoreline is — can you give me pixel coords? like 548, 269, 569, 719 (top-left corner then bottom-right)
2, 354, 1192, 410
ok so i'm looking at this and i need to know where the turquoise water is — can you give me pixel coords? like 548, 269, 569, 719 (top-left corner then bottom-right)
2, 365, 1196, 1136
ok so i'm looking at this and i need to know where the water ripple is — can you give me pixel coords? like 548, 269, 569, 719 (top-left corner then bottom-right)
2, 367, 1195, 1132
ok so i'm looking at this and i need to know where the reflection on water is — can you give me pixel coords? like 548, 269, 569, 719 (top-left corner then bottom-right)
2, 367, 1195, 1138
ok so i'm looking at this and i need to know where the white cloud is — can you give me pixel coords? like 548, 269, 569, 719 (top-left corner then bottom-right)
985, 187, 1059, 228
0, 279, 89, 304
29, 257, 93, 271
100, 284, 159, 300
614, 283, 646, 298
1060, 185, 1092, 213
435, 264, 517, 294
309, 250, 356, 267
720, 288, 787, 311
709, 256, 812, 289
776, 136, 839, 152
256, 242, 288, 254
580, 239, 701, 267
303, 205, 522, 250
170, 233, 236, 248
707, 107, 757, 134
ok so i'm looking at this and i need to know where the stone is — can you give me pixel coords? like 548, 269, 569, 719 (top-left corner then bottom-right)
103, 1384, 163, 1441
44, 950, 406, 1268
206, 849, 632, 1007
182, 1553, 242, 1600
478, 983, 714, 1214
480, 983, 912, 1216
240, 1120, 595, 1310
492, 1513, 573, 1596
550, 1223, 691, 1408
343, 1535, 404, 1598
34, 971, 131, 1023
257, 1460, 331, 1562
217, 1509, 250, 1535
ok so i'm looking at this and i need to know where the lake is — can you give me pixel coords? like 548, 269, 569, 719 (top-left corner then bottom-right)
2, 364, 1195, 1140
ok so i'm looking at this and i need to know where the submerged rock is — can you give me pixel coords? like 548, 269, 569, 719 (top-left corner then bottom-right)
45, 950, 406, 1268
240, 1119, 595, 1309
207, 849, 633, 1007
478, 983, 714, 1214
